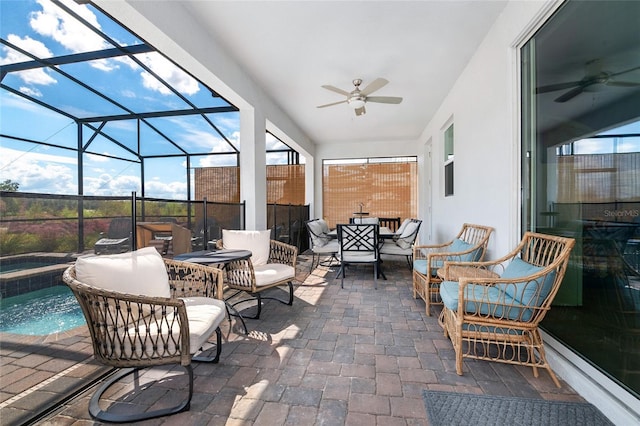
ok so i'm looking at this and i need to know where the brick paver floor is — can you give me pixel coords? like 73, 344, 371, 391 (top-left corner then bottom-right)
2, 254, 587, 425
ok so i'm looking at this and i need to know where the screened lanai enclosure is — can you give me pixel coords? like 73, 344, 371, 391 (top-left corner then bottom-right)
0, 0, 308, 256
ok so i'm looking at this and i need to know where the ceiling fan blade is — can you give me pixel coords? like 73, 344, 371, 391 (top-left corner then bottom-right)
355, 106, 366, 116
536, 81, 583, 94
555, 85, 586, 103
366, 96, 403, 104
606, 81, 640, 87
321, 85, 350, 96
317, 100, 348, 108
360, 78, 388, 96
610, 65, 640, 78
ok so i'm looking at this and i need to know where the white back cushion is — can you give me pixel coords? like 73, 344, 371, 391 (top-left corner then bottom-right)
395, 218, 412, 235
317, 218, 330, 234
354, 217, 379, 224
75, 247, 170, 298
222, 229, 271, 266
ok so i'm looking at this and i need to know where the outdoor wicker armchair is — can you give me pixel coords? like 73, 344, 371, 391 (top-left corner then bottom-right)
412, 223, 494, 315
63, 247, 226, 423
220, 229, 298, 319
439, 231, 575, 387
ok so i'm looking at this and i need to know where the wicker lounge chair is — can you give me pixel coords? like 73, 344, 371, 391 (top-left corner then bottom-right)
412, 223, 494, 315
63, 247, 226, 422
439, 231, 575, 387
220, 229, 298, 319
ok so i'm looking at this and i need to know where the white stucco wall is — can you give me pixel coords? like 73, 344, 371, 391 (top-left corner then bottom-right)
414, 0, 555, 258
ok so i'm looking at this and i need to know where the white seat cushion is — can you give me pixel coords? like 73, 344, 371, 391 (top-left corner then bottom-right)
222, 229, 271, 266
181, 297, 227, 353
312, 239, 339, 254
380, 242, 412, 255
75, 246, 170, 298
253, 263, 295, 287
118, 297, 226, 358
342, 252, 377, 262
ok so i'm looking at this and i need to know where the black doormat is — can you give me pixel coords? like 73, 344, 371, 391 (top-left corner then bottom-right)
422, 390, 614, 426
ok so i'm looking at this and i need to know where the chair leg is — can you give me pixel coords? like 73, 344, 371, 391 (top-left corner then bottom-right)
405, 255, 413, 270
374, 263, 378, 290
89, 365, 193, 423
228, 284, 293, 320
192, 327, 222, 362
223, 298, 249, 335
286, 281, 294, 305
310, 253, 319, 272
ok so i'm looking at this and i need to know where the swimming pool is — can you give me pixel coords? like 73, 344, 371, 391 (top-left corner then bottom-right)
0, 285, 85, 335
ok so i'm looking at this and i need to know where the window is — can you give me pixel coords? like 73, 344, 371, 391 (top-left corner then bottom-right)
444, 123, 454, 196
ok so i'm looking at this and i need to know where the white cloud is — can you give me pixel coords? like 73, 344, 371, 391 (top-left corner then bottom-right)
1, 146, 76, 168
1, 34, 57, 86
121, 89, 137, 99
30, 0, 107, 54
85, 174, 140, 196
19, 86, 43, 98
138, 52, 200, 96
2, 34, 52, 60
86, 153, 109, 163
0, 147, 76, 194
198, 154, 236, 168
144, 179, 187, 200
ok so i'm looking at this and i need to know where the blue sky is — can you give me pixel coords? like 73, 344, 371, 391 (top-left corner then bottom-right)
0, 0, 295, 199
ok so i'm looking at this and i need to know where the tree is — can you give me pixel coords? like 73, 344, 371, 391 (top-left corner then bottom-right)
0, 179, 19, 191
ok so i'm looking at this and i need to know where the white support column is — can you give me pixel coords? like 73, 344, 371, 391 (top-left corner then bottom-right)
305, 157, 315, 218
240, 108, 267, 230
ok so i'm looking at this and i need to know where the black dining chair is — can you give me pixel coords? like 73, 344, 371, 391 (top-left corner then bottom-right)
336, 223, 380, 289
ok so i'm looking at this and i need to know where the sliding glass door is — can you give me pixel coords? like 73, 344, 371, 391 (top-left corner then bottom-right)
521, 0, 640, 396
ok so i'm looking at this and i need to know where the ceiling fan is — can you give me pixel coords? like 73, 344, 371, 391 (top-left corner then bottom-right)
536, 59, 640, 103
317, 78, 402, 116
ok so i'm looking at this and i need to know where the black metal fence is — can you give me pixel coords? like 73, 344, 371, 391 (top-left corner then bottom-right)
0, 191, 309, 255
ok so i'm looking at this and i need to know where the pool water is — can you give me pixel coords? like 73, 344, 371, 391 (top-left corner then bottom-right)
0, 286, 85, 335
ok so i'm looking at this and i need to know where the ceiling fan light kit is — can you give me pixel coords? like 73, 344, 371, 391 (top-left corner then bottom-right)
348, 96, 366, 109
317, 77, 403, 116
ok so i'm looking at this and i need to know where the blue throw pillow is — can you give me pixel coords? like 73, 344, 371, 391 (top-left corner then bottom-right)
500, 257, 556, 307
447, 239, 480, 262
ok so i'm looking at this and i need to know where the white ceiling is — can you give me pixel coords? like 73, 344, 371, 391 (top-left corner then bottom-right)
182, 1, 508, 145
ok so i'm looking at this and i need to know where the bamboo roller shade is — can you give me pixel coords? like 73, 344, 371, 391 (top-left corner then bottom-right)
557, 153, 640, 203
322, 162, 417, 228
195, 165, 305, 205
